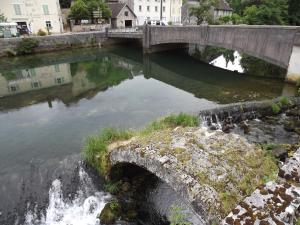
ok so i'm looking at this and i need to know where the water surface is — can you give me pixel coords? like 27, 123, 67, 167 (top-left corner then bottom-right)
0, 46, 289, 224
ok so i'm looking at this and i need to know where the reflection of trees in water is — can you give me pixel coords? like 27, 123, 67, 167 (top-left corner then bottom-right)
71, 56, 136, 89
240, 55, 286, 78
191, 45, 286, 78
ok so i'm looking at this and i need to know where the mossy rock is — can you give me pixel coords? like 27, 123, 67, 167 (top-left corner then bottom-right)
99, 203, 119, 225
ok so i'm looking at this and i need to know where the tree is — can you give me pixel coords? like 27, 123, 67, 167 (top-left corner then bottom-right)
189, 0, 217, 25
288, 0, 300, 25
242, 0, 288, 25
83, 0, 111, 21
0, 13, 7, 22
70, 0, 90, 22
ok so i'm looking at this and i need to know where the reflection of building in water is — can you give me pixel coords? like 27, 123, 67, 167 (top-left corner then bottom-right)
0, 64, 72, 97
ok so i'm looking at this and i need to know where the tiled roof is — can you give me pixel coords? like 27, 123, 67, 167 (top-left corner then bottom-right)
108, 3, 126, 18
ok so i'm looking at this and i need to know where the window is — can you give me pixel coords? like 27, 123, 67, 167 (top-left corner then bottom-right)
139, 5, 142, 12
124, 11, 128, 16
46, 21, 52, 29
42, 5, 49, 15
31, 81, 41, 89
8, 84, 19, 92
163, 6, 165, 12
155, 6, 158, 12
54, 64, 60, 72
13, 4, 21, 15
147, 6, 150, 12
55, 77, 64, 84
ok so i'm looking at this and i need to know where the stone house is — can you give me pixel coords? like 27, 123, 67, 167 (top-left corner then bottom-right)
0, 0, 64, 34
109, 0, 182, 26
182, 0, 233, 25
108, 2, 137, 28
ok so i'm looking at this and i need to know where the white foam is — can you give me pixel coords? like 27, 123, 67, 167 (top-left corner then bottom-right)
24, 168, 110, 225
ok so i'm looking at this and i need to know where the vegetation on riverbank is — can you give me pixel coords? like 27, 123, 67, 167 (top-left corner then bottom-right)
83, 113, 199, 176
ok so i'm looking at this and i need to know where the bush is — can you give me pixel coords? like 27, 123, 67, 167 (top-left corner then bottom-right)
37, 29, 47, 36
271, 103, 281, 114
16, 38, 39, 55
279, 96, 290, 106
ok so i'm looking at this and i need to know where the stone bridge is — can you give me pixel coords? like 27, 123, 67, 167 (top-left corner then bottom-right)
107, 98, 300, 225
142, 25, 300, 83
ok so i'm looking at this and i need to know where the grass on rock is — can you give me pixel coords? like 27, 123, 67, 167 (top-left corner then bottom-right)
83, 113, 199, 176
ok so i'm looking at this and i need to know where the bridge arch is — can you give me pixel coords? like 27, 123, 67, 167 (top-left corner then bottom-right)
109, 148, 217, 224
143, 25, 300, 82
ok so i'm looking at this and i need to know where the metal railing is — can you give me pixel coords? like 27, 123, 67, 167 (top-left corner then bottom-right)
108, 26, 143, 33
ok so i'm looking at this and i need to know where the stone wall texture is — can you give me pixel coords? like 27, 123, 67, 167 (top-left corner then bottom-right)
0, 31, 108, 57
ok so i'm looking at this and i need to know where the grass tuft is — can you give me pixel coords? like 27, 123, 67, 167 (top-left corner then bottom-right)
83, 113, 199, 176
83, 128, 134, 176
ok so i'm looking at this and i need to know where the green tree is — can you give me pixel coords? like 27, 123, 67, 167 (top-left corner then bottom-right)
70, 0, 90, 22
189, 0, 217, 24
84, 0, 111, 20
0, 13, 7, 22
288, 0, 300, 25
242, 0, 288, 25
218, 13, 243, 24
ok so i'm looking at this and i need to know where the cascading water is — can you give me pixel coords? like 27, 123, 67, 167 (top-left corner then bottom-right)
24, 167, 111, 225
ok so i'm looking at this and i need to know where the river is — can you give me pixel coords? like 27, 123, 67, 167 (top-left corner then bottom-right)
0, 46, 293, 225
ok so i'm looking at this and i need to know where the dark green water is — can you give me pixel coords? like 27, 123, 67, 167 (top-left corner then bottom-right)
0, 46, 293, 224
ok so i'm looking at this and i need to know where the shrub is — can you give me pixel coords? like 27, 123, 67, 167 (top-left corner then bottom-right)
271, 103, 281, 114
279, 96, 290, 106
16, 38, 39, 55
168, 204, 192, 225
37, 29, 47, 36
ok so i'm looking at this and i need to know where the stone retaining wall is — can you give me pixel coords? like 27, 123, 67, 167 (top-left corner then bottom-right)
0, 31, 108, 57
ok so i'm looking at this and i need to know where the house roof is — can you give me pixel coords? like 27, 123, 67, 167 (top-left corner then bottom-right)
108, 2, 136, 18
215, 0, 233, 11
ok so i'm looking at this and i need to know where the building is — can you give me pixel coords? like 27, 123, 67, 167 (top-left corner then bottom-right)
182, 0, 232, 25
213, 0, 233, 19
110, 0, 182, 26
0, 0, 64, 34
0, 64, 71, 97
108, 2, 137, 28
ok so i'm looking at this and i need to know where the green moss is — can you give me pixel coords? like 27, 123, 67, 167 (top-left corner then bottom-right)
219, 191, 239, 213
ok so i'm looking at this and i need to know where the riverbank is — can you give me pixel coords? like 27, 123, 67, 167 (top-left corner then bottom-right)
0, 31, 139, 57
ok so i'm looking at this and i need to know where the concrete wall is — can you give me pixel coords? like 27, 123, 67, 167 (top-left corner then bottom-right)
144, 25, 300, 69
0, 31, 108, 57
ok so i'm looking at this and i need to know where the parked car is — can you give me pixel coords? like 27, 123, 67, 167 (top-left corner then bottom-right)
146, 20, 167, 26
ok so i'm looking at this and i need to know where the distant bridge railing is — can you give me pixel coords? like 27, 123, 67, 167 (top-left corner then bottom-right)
108, 26, 143, 33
